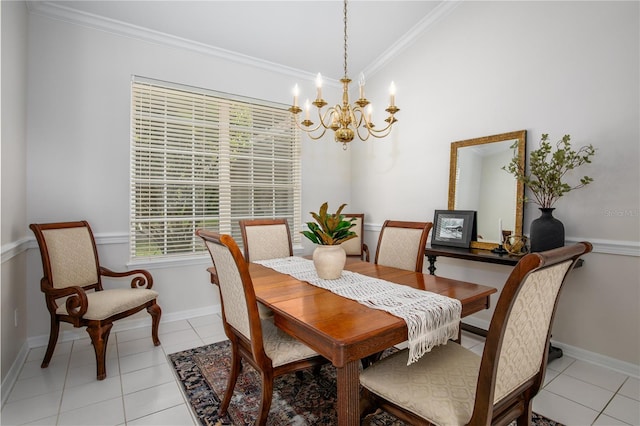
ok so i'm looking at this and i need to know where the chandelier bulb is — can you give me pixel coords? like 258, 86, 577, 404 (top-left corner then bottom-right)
292, 84, 299, 107
358, 72, 366, 99
315, 73, 323, 100
389, 81, 396, 107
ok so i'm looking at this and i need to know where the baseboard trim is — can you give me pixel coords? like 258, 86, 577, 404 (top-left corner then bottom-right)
1, 341, 30, 406
461, 317, 639, 378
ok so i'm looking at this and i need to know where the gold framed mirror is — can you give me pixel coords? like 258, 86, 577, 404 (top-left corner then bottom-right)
448, 130, 526, 250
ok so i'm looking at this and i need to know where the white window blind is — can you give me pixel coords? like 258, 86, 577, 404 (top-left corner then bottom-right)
130, 77, 301, 259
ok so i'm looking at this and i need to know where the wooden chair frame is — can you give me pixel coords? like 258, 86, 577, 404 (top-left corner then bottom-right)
374, 220, 433, 272
361, 242, 592, 425
30, 221, 161, 380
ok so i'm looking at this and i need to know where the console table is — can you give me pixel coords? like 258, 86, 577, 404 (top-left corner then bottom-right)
425, 244, 525, 275
424, 244, 581, 362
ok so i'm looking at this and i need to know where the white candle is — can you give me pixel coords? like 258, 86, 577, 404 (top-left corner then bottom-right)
293, 84, 299, 107
315, 73, 323, 100
498, 218, 503, 242
389, 81, 396, 107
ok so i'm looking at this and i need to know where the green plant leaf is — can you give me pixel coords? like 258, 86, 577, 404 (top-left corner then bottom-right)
300, 202, 358, 245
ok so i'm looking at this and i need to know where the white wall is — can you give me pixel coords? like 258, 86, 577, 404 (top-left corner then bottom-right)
3, 0, 638, 383
1, 0, 30, 385
353, 1, 639, 366
24, 12, 351, 342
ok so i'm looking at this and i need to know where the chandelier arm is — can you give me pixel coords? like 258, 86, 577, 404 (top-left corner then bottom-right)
294, 120, 329, 140
355, 124, 372, 141
367, 121, 395, 136
317, 106, 339, 129
293, 117, 324, 134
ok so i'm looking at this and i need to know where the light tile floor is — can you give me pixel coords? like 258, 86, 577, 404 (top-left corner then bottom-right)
2, 314, 638, 425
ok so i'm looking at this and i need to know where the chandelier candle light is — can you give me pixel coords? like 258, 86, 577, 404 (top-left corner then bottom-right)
289, 0, 399, 149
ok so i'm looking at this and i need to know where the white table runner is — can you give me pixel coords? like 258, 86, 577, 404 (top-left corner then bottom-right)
254, 256, 462, 364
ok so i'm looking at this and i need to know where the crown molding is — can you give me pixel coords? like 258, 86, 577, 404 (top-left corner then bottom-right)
362, 0, 463, 78
25, 0, 316, 82
26, 1, 460, 86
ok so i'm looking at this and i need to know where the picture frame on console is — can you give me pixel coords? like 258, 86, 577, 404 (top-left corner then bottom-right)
431, 210, 477, 248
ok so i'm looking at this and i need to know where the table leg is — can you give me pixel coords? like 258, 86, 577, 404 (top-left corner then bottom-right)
336, 360, 360, 426
427, 255, 437, 275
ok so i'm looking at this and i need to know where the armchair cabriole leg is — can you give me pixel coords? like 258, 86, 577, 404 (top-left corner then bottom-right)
42, 316, 60, 368
147, 303, 162, 346
87, 323, 113, 380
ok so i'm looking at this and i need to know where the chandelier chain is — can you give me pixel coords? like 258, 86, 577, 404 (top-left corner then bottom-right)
343, 0, 348, 79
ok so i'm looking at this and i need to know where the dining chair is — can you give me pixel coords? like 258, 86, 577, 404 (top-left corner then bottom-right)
359, 242, 592, 426
341, 213, 370, 261
374, 220, 433, 272
30, 221, 161, 380
239, 218, 293, 262
196, 229, 328, 425
239, 218, 293, 318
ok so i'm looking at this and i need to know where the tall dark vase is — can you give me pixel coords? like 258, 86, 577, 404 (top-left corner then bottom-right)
530, 208, 565, 252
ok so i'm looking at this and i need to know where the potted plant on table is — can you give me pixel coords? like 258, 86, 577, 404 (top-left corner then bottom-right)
301, 202, 357, 279
503, 133, 596, 252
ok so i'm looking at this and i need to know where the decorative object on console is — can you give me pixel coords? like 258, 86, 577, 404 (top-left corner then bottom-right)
288, 0, 399, 149
431, 210, 477, 248
301, 202, 357, 279
504, 133, 596, 252
504, 234, 529, 256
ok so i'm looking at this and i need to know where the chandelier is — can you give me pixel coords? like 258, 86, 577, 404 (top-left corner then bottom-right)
288, 0, 399, 149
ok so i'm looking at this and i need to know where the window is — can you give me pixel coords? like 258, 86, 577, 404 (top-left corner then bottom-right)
130, 77, 301, 260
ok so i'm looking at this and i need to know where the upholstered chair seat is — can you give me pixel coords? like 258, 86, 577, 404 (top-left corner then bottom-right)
261, 318, 320, 367
360, 344, 480, 424
55, 288, 159, 320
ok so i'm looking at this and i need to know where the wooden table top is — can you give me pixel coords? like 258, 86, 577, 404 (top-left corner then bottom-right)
248, 257, 497, 367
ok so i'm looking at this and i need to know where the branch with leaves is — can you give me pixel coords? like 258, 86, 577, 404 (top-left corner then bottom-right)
503, 134, 596, 208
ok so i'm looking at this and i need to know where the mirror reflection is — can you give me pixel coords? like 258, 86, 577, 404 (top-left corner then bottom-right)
448, 130, 526, 250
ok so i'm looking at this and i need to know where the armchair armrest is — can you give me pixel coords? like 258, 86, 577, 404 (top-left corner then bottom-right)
40, 279, 88, 318
100, 267, 154, 289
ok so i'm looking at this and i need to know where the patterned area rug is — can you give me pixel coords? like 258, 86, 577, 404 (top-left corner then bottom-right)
168, 340, 563, 426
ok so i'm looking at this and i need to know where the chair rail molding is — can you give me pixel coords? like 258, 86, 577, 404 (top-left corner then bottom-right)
365, 223, 639, 257
3, 229, 639, 266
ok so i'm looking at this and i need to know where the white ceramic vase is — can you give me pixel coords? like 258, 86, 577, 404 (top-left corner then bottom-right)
313, 245, 346, 280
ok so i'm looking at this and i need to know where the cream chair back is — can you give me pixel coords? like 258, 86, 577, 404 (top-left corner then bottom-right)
493, 260, 572, 403
41, 227, 99, 288
202, 237, 252, 339
375, 220, 432, 272
341, 214, 363, 256
239, 219, 292, 262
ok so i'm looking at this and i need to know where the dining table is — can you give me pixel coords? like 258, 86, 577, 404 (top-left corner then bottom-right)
212, 257, 497, 425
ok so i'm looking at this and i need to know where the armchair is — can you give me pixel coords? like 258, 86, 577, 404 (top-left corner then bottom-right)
30, 221, 161, 380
